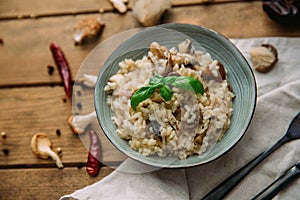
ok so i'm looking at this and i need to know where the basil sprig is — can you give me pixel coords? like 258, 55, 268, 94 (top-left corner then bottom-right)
130, 75, 204, 110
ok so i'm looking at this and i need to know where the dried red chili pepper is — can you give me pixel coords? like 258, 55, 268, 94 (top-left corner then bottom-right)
86, 129, 101, 176
49, 42, 72, 98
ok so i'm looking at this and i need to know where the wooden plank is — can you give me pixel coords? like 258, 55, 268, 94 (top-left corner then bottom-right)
171, 0, 259, 7
0, 86, 126, 167
0, 0, 112, 18
0, 167, 114, 200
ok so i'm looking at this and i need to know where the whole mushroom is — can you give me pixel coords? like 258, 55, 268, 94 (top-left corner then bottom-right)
31, 133, 64, 169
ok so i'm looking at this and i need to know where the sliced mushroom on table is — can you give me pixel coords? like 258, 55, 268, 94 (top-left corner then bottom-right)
31, 133, 64, 169
68, 111, 97, 134
78, 74, 98, 88
73, 16, 105, 45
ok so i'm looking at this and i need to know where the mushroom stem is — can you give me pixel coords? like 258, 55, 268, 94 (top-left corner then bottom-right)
47, 148, 64, 169
78, 74, 98, 88
68, 111, 97, 134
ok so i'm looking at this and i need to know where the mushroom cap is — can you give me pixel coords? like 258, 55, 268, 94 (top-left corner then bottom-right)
250, 43, 278, 73
31, 132, 52, 159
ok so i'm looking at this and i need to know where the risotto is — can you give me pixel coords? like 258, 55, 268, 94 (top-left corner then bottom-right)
104, 39, 234, 159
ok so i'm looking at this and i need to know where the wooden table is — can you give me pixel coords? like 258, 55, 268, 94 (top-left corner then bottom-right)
0, 0, 300, 199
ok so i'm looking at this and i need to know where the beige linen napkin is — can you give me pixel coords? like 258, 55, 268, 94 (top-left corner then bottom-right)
61, 37, 300, 200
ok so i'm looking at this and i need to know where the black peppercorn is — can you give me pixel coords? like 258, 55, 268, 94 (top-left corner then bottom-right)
77, 163, 83, 169
56, 129, 61, 136
47, 65, 55, 75
2, 148, 9, 155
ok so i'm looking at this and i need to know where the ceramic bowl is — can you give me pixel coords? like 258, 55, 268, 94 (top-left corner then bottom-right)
94, 24, 256, 168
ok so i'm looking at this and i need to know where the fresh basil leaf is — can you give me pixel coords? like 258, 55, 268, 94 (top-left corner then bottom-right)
171, 76, 204, 94
149, 75, 164, 85
131, 86, 156, 110
164, 76, 177, 85
159, 85, 173, 101
131, 75, 204, 110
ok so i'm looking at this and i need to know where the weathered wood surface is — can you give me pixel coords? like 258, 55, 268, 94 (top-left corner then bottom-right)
0, 86, 126, 167
1, 1, 300, 87
0, 167, 114, 200
0, 12, 140, 86
164, 2, 300, 38
0, 0, 300, 199
0, 0, 255, 18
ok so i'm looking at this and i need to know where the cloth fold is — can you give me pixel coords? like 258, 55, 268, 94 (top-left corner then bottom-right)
61, 37, 300, 200
61, 159, 189, 200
